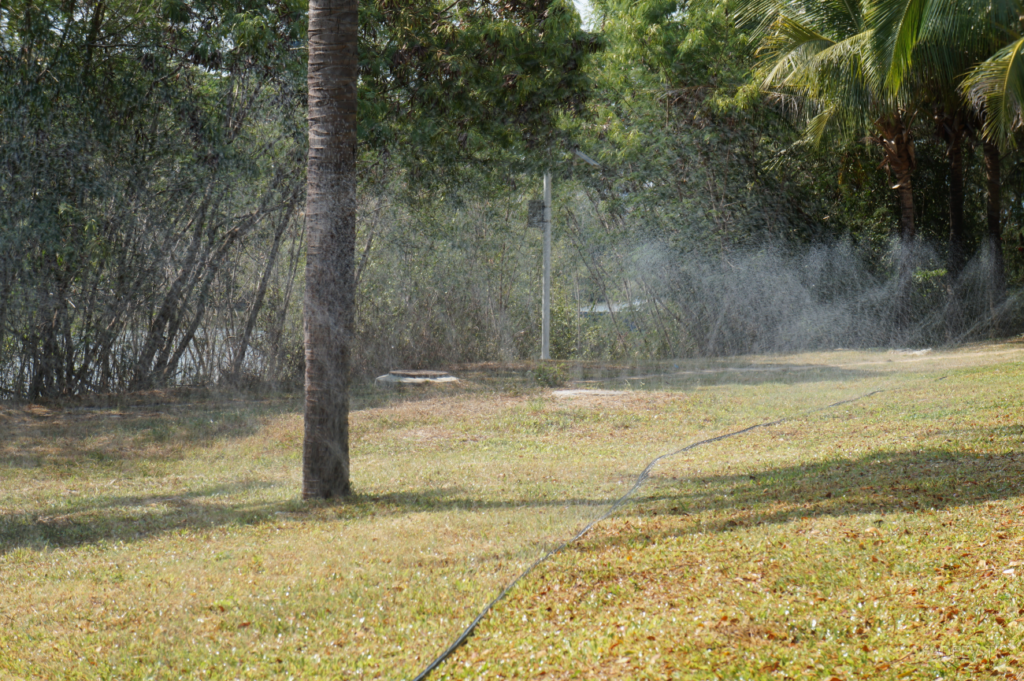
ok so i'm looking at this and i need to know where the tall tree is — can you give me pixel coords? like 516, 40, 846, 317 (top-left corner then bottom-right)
743, 0, 929, 333
958, 4, 1024, 305
301, 1, 598, 498
868, 0, 1019, 280
748, 0, 920, 242
303, 0, 358, 499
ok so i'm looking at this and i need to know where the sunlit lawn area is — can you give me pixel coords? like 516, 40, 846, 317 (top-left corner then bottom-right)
1, 342, 1023, 679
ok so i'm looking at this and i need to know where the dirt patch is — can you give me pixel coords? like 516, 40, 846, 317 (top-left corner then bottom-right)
401, 427, 457, 442
551, 390, 631, 398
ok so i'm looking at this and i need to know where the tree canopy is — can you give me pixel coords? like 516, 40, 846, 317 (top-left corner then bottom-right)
0, 0, 1021, 403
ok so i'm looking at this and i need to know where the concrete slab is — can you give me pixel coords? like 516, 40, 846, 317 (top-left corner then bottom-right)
374, 370, 459, 387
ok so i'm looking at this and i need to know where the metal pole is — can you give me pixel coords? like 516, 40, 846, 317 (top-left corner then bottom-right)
542, 170, 552, 361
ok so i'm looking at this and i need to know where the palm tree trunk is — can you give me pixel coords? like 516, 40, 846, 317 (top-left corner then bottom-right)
872, 114, 917, 338
303, 0, 357, 499
940, 117, 968, 341
983, 140, 1006, 318
896, 182, 915, 242
871, 115, 916, 241
893, 168, 917, 338
946, 127, 966, 277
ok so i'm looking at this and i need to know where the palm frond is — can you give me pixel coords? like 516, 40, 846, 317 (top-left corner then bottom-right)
752, 0, 917, 147
800, 0, 864, 37
865, 0, 931, 94
961, 36, 1024, 149
727, 0, 788, 37
870, 0, 1021, 95
802, 106, 839, 146
756, 13, 837, 86
799, 101, 869, 148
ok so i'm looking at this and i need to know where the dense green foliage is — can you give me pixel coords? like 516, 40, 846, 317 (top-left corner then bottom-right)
359, 0, 599, 171
1, 0, 1022, 398
0, 0, 308, 398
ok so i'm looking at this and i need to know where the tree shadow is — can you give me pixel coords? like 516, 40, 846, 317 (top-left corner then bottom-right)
447, 358, 892, 392
6, 421, 1022, 557
0, 481, 291, 554
572, 361, 887, 390
593, 437, 1024, 548
346, 488, 614, 516
0, 480, 621, 555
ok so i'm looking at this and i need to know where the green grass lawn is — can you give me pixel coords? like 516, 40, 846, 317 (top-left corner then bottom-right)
1, 342, 1023, 679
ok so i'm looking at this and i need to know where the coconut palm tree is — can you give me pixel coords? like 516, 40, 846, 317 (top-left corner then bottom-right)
750, 0, 921, 241
303, 0, 358, 499
743, 0, 931, 333
958, 2, 1024, 148
959, 5, 1024, 304
873, 0, 1021, 302
865, 0, 976, 274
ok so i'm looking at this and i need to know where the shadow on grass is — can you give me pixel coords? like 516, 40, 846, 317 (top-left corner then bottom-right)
616, 443, 1024, 543
309, 444, 1024, 553
0, 481, 293, 554
481, 359, 889, 391
5, 436, 1022, 556
0, 479, 621, 555
389, 359, 890, 394
578, 363, 889, 390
